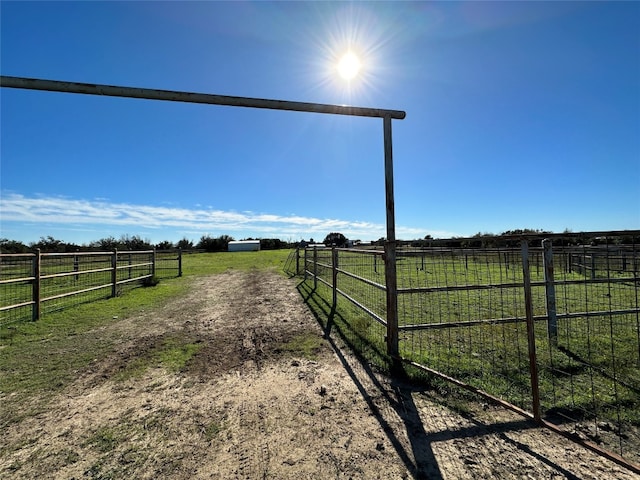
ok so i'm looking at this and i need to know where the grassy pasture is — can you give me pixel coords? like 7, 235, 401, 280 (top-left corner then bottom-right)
0, 250, 292, 405
0, 249, 291, 326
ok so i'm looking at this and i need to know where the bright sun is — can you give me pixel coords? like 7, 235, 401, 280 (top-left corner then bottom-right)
337, 52, 361, 80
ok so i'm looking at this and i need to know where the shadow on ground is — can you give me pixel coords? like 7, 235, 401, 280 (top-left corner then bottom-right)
296, 280, 592, 480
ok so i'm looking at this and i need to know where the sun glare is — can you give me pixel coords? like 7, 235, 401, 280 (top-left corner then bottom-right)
337, 52, 362, 80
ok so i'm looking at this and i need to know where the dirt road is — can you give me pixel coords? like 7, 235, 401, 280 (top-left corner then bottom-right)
1, 269, 636, 479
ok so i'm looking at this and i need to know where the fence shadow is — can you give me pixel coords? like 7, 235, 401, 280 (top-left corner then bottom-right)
297, 279, 442, 478
296, 279, 593, 480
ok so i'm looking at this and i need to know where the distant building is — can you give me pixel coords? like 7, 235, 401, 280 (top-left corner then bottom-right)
228, 240, 260, 252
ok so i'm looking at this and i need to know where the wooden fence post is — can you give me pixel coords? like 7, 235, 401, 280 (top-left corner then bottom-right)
178, 248, 183, 277
542, 239, 558, 344
521, 240, 541, 422
152, 249, 156, 277
111, 249, 118, 298
33, 249, 41, 321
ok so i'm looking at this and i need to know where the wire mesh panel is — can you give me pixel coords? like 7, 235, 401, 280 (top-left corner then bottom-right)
305, 247, 333, 288
39, 252, 113, 315
396, 239, 640, 466
114, 251, 154, 294
397, 247, 535, 411
302, 247, 388, 364
536, 240, 640, 463
155, 250, 182, 279
335, 249, 387, 324
0, 254, 36, 326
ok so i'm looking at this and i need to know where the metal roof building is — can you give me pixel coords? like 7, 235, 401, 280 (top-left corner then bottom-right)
228, 240, 260, 252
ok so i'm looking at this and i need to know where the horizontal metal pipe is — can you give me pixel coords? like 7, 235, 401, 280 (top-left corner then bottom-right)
0, 276, 35, 285
538, 419, 640, 475
41, 283, 111, 302
398, 308, 640, 332
336, 287, 387, 327
337, 268, 386, 291
552, 277, 639, 286
336, 248, 385, 255
555, 308, 640, 320
39, 250, 154, 257
115, 262, 153, 270
116, 274, 152, 285
0, 300, 35, 312
399, 315, 533, 331
40, 266, 112, 280
399, 282, 533, 295
0, 75, 406, 120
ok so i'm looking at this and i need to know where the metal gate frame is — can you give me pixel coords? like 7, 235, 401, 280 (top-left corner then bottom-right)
0, 75, 405, 359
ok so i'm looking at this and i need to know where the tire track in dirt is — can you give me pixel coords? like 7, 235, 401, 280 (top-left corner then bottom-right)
233, 400, 270, 480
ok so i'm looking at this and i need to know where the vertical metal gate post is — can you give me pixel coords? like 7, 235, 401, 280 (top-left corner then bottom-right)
33, 249, 41, 321
73, 251, 79, 281
542, 239, 558, 344
313, 246, 318, 291
332, 248, 338, 312
383, 115, 399, 359
521, 240, 541, 421
304, 248, 308, 281
111, 249, 118, 298
1, 74, 406, 359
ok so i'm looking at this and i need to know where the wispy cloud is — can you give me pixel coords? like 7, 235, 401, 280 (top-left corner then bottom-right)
1, 193, 439, 240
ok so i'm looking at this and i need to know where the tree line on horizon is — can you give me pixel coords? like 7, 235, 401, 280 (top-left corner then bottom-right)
1, 229, 637, 254
0, 234, 296, 254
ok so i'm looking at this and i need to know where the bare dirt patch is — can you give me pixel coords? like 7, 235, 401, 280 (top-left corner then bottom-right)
1, 269, 637, 479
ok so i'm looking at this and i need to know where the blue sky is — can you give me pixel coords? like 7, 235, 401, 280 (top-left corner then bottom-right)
1, 1, 639, 245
